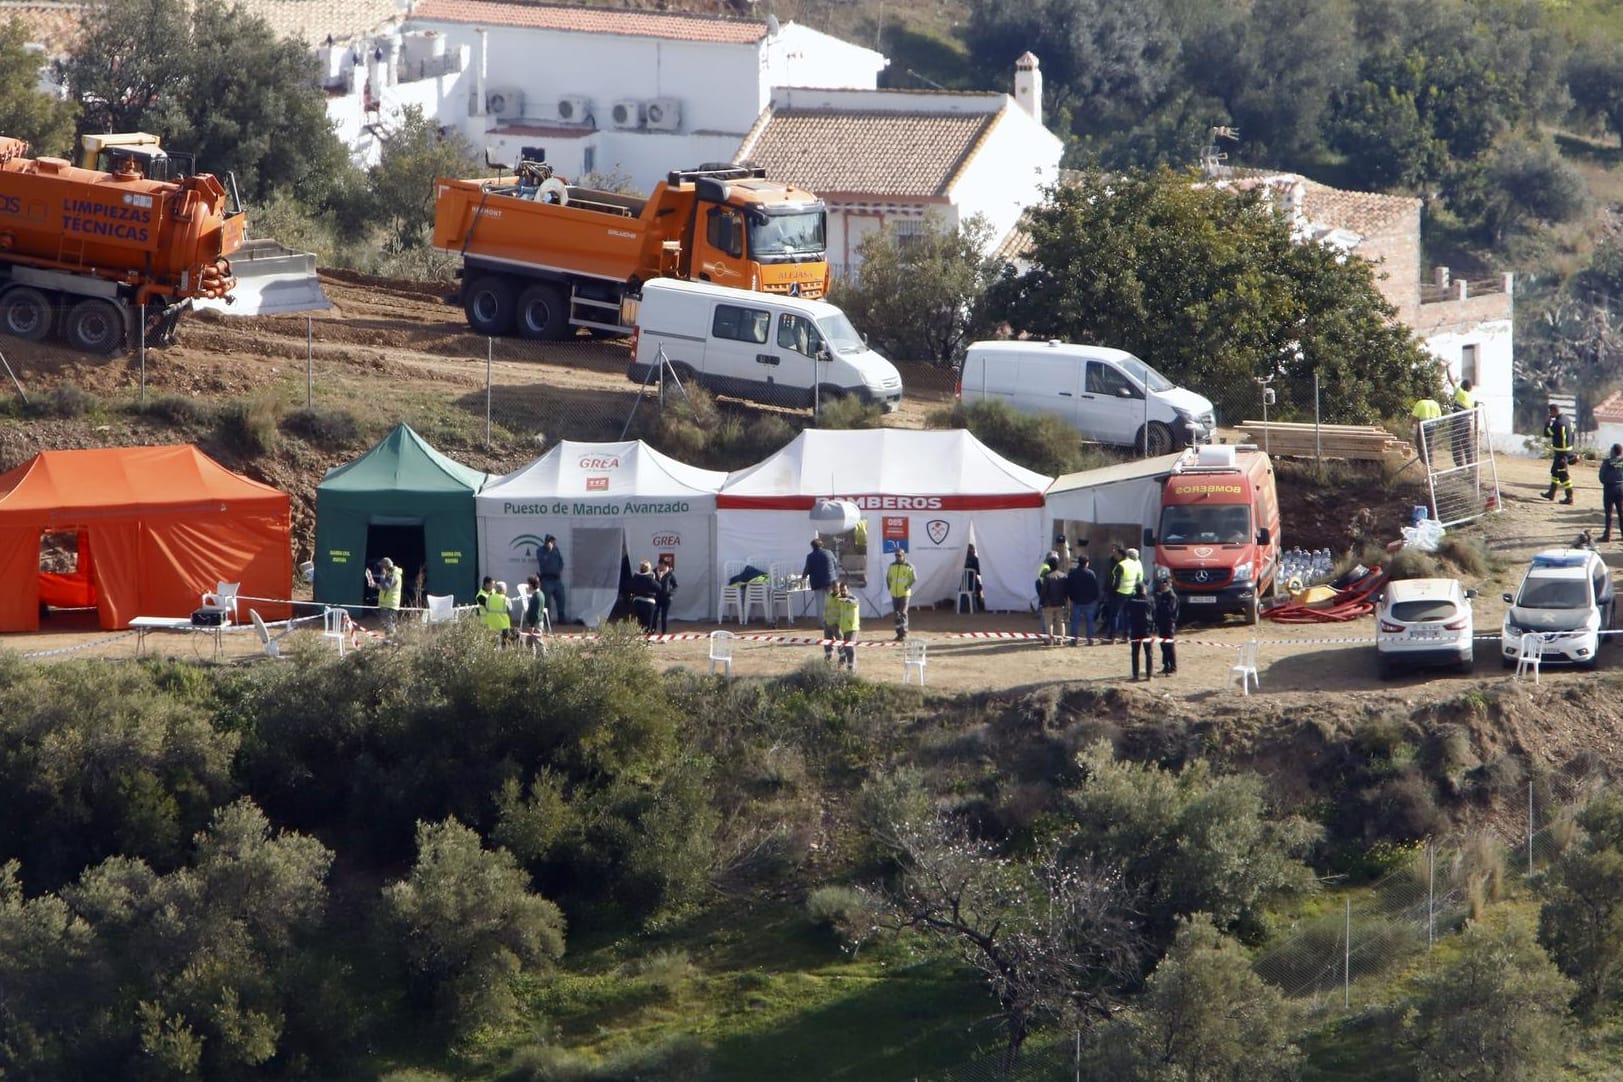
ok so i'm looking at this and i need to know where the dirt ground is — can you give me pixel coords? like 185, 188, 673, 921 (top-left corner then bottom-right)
1, 273, 1612, 741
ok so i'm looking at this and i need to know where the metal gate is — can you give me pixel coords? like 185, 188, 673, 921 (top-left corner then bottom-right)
1416, 411, 1502, 527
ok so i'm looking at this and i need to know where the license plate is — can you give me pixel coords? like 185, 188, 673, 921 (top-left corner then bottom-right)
1186, 595, 1218, 604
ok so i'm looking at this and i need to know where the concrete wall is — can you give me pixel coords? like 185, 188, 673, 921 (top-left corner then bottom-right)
945, 101, 1061, 257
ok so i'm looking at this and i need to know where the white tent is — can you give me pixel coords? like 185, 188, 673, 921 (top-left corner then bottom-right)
476, 440, 725, 628
716, 429, 1053, 614
1045, 453, 1184, 571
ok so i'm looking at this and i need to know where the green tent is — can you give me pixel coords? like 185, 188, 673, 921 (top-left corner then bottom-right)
314, 424, 488, 607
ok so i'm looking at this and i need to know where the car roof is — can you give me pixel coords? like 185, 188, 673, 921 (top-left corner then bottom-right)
1385, 577, 1463, 602
1524, 549, 1601, 578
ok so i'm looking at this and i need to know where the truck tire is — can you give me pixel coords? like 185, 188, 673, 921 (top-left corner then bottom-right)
1138, 421, 1175, 456
516, 283, 570, 341
464, 275, 516, 336
64, 298, 125, 354
0, 287, 53, 342
1245, 591, 1260, 625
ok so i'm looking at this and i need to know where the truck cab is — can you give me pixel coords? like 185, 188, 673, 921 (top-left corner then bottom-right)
1146, 446, 1280, 624
686, 171, 829, 298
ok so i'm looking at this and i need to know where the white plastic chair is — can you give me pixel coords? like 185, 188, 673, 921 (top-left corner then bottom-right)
201, 580, 241, 624
903, 639, 928, 685
1515, 633, 1546, 683
321, 606, 349, 656
1229, 640, 1260, 695
248, 609, 291, 658
708, 629, 736, 678
767, 562, 796, 625
424, 594, 456, 625
719, 560, 745, 623
957, 568, 980, 614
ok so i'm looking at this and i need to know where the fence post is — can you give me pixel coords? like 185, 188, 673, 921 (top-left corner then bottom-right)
485, 336, 494, 449
1344, 897, 1351, 1009
1314, 372, 1322, 464
139, 311, 146, 407
1528, 780, 1535, 876
1427, 840, 1435, 954
306, 317, 314, 409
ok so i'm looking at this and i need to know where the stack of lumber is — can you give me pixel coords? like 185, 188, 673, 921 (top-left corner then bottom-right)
1235, 420, 1413, 462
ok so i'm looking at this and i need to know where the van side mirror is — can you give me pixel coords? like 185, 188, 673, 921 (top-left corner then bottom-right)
816, 346, 831, 362
1501, 592, 1513, 603
1118, 387, 1133, 398
1465, 589, 1477, 600
1257, 527, 1271, 545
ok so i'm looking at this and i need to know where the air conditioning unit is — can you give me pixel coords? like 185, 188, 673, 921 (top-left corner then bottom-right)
485, 87, 523, 119
645, 97, 682, 131
610, 99, 645, 129
555, 95, 590, 123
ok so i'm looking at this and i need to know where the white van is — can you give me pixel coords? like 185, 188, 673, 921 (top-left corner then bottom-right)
958, 340, 1214, 455
628, 279, 904, 411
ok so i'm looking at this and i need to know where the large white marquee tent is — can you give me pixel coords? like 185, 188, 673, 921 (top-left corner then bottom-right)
476, 440, 725, 627
715, 429, 1052, 615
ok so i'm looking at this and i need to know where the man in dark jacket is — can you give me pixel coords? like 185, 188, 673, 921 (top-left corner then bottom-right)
1153, 574, 1180, 675
802, 538, 839, 623
1600, 444, 1623, 542
1065, 555, 1100, 645
1101, 544, 1125, 644
653, 556, 678, 634
1039, 556, 1069, 645
1125, 582, 1154, 680
537, 535, 566, 624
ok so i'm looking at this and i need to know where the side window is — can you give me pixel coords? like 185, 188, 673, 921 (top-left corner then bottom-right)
707, 207, 743, 258
777, 313, 822, 356
1087, 362, 1139, 398
713, 304, 769, 344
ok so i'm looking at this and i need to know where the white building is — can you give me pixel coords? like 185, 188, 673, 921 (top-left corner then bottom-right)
734, 55, 1063, 275
359, 0, 887, 189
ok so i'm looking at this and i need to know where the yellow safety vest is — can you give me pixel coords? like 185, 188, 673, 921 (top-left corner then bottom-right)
1412, 398, 1442, 421
1453, 387, 1476, 411
1115, 557, 1143, 596
836, 594, 861, 634
378, 569, 401, 610
483, 590, 511, 630
886, 560, 916, 598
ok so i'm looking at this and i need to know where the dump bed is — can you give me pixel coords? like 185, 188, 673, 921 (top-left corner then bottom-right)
432, 176, 680, 285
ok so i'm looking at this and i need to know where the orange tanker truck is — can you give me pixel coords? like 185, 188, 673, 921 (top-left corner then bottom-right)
431, 162, 830, 340
0, 136, 243, 353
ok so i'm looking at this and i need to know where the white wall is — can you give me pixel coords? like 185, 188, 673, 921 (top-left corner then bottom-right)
763, 23, 886, 104
1426, 319, 1514, 436
944, 102, 1061, 256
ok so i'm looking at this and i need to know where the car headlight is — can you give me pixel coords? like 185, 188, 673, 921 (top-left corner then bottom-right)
1174, 407, 1206, 433
1232, 561, 1253, 584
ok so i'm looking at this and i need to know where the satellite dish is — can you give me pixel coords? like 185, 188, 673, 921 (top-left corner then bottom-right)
810, 499, 861, 533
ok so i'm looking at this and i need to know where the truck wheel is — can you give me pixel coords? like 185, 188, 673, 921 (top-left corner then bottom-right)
0, 287, 53, 342
1138, 421, 1175, 456
64, 299, 125, 354
1245, 592, 1260, 625
516, 283, 570, 341
464, 276, 516, 336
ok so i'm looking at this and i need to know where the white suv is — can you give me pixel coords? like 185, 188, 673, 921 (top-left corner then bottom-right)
1376, 577, 1474, 678
1501, 549, 1615, 669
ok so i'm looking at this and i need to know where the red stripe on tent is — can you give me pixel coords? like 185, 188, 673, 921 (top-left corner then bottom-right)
716, 493, 1046, 511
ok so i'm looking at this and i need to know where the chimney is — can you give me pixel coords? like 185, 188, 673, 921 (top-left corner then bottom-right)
1013, 51, 1041, 126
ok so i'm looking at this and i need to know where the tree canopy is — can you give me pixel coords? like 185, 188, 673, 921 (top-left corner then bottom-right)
0, 18, 76, 156
989, 169, 1438, 421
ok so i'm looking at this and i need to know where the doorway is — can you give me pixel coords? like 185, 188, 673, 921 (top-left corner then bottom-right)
38, 529, 97, 624
364, 521, 427, 608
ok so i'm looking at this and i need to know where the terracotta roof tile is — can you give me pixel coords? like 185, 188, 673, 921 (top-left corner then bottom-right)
408, 0, 766, 44
1299, 179, 1418, 237
229, 0, 408, 45
0, 2, 83, 57
1594, 390, 1623, 423
738, 108, 998, 197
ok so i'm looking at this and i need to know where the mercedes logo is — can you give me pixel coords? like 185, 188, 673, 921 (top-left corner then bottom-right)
1194, 570, 1210, 583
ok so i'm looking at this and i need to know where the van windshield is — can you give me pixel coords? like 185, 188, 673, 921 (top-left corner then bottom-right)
748, 208, 827, 258
1160, 505, 1251, 544
816, 312, 867, 355
1120, 354, 1174, 393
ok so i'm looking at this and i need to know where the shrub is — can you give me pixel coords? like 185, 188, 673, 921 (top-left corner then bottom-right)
926, 399, 1090, 476
1436, 532, 1489, 577
283, 407, 359, 449
216, 389, 285, 455
27, 384, 97, 419
1384, 546, 1442, 580
630, 948, 699, 996
815, 393, 883, 429
138, 393, 210, 427
805, 884, 883, 956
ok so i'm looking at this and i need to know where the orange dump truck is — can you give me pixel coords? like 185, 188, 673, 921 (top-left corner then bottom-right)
0, 136, 243, 353
431, 164, 829, 340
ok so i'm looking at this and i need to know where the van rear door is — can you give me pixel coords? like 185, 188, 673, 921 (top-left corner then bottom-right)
1078, 359, 1142, 445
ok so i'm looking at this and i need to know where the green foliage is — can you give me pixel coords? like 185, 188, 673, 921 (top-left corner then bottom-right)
1383, 547, 1443, 581
1567, 41, 1623, 140
805, 884, 884, 956
0, 18, 77, 155
382, 818, 565, 1038
1450, 136, 1590, 245
1067, 741, 1321, 943
926, 399, 1102, 476
814, 392, 884, 429
282, 406, 361, 449
830, 214, 1002, 367
369, 105, 484, 251
26, 384, 98, 420
991, 171, 1435, 423
0, 659, 238, 891
1403, 908, 1574, 1082
1539, 792, 1623, 1015
1085, 915, 1303, 1081
214, 388, 286, 456
137, 392, 211, 428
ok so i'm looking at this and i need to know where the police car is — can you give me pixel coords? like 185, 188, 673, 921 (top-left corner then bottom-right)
1375, 577, 1474, 678
1501, 548, 1615, 669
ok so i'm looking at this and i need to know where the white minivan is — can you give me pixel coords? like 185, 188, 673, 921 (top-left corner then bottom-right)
958, 340, 1214, 455
628, 279, 904, 412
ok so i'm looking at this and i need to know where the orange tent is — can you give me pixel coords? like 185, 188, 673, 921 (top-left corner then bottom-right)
0, 445, 292, 631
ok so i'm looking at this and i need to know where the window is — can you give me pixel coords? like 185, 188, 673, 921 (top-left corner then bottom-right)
777, 313, 823, 356
1086, 361, 1139, 398
583, 146, 595, 174
1461, 344, 1478, 384
893, 218, 927, 252
707, 207, 743, 257
713, 304, 769, 344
